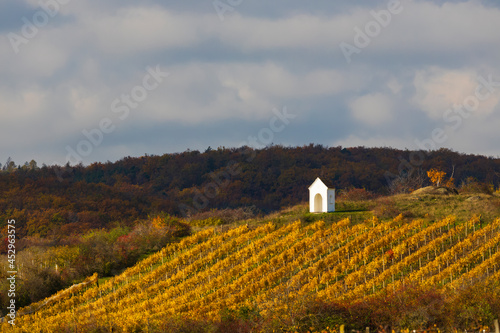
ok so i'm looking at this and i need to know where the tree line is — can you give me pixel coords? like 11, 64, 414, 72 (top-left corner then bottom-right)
1, 145, 499, 237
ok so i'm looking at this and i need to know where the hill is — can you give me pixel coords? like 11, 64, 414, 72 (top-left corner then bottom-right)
2, 145, 500, 238
6, 209, 500, 332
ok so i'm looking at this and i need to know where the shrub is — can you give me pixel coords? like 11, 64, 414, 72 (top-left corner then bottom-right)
372, 198, 401, 219
151, 214, 191, 237
187, 207, 258, 225
459, 177, 494, 195
189, 217, 225, 227
337, 188, 376, 201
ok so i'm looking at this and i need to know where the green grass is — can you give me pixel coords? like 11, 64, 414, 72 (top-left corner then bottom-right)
97, 276, 113, 286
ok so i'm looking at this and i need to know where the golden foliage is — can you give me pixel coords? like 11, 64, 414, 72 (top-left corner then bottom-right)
427, 168, 447, 186
7, 216, 500, 332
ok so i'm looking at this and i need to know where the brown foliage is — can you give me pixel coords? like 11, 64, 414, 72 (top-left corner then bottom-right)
338, 187, 377, 201
459, 177, 494, 194
1, 146, 500, 237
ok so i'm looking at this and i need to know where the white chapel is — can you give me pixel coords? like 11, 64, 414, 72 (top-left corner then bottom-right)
308, 177, 335, 213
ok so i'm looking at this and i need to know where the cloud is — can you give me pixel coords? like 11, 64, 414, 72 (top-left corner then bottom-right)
86, 6, 204, 54
365, 1, 500, 61
1, 0, 500, 165
0, 35, 68, 80
212, 13, 353, 51
137, 62, 357, 124
387, 77, 402, 95
0, 88, 46, 123
412, 67, 500, 119
349, 93, 393, 126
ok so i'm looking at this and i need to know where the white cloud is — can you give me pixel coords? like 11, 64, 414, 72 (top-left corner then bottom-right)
0, 88, 46, 122
349, 93, 393, 126
412, 67, 500, 119
67, 87, 104, 123
0, 36, 68, 79
0, 87, 68, 150
85, 6, 204, 54
212, 13, 355, 51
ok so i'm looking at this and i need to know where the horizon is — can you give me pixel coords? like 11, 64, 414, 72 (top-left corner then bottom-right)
2, 144, 500, 169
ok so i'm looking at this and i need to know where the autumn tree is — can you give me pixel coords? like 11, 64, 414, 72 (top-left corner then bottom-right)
3, 157, 16, 172
427, 169, 447, 187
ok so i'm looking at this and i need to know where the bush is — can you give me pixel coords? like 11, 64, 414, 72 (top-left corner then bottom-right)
151, 214, 191, 237
190, 217, 225, 227
337, 188, 376, 201
302, 212, 316, 222
372, 198, 401, 219
459, 177, 494, 195
336, 201, 373, 212
0, 216, 194, 313
187, 207, 258, 225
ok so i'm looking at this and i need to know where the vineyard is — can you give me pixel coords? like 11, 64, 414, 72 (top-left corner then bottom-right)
4, 214, 500, 332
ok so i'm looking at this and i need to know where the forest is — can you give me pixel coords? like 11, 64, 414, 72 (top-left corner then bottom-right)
1, 145, 500, 238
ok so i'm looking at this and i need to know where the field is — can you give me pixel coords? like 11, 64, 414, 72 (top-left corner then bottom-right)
3, 192, 500, 332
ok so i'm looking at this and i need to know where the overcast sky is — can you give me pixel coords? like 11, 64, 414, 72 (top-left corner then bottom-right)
1, 0, 500, 166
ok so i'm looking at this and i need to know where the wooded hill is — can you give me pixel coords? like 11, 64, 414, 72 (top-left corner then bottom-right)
1, 145, 500, 237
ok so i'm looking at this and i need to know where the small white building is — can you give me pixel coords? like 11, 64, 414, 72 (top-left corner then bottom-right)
308, 177, 335, 213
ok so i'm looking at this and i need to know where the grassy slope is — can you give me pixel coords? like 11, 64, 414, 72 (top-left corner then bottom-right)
230, 191, 500, 229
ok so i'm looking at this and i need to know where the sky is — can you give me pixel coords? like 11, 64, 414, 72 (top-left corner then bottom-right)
1, 0, 500, 166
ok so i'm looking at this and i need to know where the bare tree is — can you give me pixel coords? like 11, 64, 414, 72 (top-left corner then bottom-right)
388, 168, 426, 194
